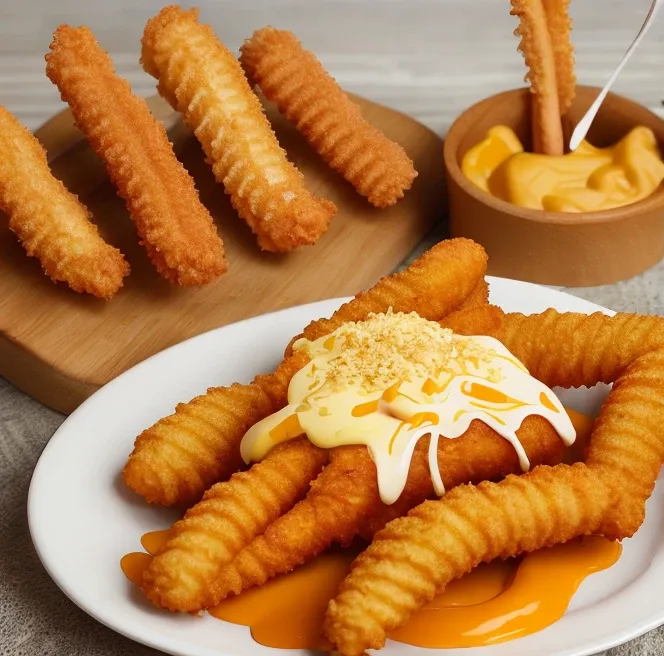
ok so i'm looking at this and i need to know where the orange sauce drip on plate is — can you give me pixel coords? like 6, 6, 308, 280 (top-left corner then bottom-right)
121, 409, 621, 649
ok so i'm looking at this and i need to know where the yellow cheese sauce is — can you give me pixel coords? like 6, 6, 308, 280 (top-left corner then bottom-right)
241, 311, 575, 504
461, 125, 664, 212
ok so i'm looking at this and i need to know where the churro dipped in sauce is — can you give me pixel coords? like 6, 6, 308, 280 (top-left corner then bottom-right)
240, 311, 575, 504
462, 125, 664, 213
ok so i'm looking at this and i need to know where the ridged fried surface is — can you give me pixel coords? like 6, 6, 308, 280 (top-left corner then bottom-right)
141, 6, 336, 252
46, 25, 227, 285
325, 310, 664, 656
213, 414, 564, 603
290, 238, 488, 352
240, 27, 417, 208
542, 0, 575, 114
324, 464, 611, 656
510, 0, 564, 155
142, 438, 326, 612
458, 278, 490, 311
123, 239, 487, 507
123, 350, 308, 506
0, 104, 129, 298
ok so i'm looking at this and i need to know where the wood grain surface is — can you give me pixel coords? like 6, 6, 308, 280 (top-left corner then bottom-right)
0, 93, 443, 414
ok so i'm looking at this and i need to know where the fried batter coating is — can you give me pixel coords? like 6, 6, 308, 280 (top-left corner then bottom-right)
141, 6, 336, 252
289, 238, 488, 353
510, 0, 568, 155
142, 438, 326, 612
46, 25, 227, 285
0, 104, 129, 298
213, 415, 564, 604
123, 350, 308, 506
542, 0, 575, 114
324, 464, 612, 656
240, 27, 417, 208
325, 311, 664, 655
124, 239, 487, 507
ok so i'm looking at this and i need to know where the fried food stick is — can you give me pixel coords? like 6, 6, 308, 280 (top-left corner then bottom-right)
325, 311, 664, 655
141, 6, 336, 252
0, 104, 129, 298
212, 412, 564, 606
123, 238, 487, 506
240, 27, 417, 208
46, 25, 227, 285
510, 0, 574, 155
325, 464, 612, 656
142, 437, 327, 612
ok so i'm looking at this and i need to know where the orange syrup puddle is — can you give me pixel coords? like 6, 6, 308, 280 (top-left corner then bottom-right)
121, 408, 622, 649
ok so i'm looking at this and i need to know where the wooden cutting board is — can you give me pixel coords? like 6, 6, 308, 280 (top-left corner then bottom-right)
0, 94, 444, 414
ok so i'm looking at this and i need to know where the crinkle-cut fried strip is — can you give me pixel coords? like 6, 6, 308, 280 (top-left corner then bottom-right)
214, 415, 564, 603
0, 104, 129, 298
240, 27, 417, 208
141, 6, 336, 252
142, 438, 326, 612
495, 310, 664, 389
289, 238, 488, 352
324, 464, 611, 656
124, 239, 486, 507
212, 445, 378, 602
510, 0, 563, 155
46, 25, 227, 286
441, 306, 664, 390
123, 350, 308, 506
586, 349, 664, 539
542, 0, 575, 114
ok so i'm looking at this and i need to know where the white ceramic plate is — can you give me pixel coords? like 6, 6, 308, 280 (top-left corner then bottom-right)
28, 276, 664, 656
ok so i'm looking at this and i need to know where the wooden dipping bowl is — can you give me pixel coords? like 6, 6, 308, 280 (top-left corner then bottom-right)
444, 85, 664, 286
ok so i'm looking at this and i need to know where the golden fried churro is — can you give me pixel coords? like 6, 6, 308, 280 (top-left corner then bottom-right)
542, 0, 575, 114
0, 104, 129, 298
289, 238, 488, 353
240, 27, 417, 207
324, 464, 612, 656
124, 239, 487, 507
141, 6, 336, 252
122, 351, 307, 506
213, 414, 565, 604
142, 438, 326, 612
46, 25, 227, 285
511, 0, 574, 155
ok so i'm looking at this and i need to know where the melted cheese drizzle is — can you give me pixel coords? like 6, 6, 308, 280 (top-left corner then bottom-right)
241, 311, 576, 504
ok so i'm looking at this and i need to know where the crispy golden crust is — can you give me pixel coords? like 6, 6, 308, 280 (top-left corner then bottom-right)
458, 278, 490, 311
324, 464, 611, 656
122, 350, 308, 506
542, 0, 575, 114
141, 6, 336, 252
0, 104, 129, 298
240, 27, 417, 208
288, 238, 488, 353
45, 25, 227, 285
123, 239, 487, 507
325, 310, 664, 655
213, 415, 564, 603
142, 438, 326, 612
510, 0, 564, 155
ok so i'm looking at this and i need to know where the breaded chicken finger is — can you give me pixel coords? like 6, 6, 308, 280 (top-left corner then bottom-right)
240, 27, 417, 207
141, 6, 336, 252
123, 239, 488, 507
142, 437, 327, 612
46, 25, 227, 285
0, 104, 129, 298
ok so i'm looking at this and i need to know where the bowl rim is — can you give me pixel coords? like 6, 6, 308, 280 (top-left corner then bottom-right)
443, 85, 664, 226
